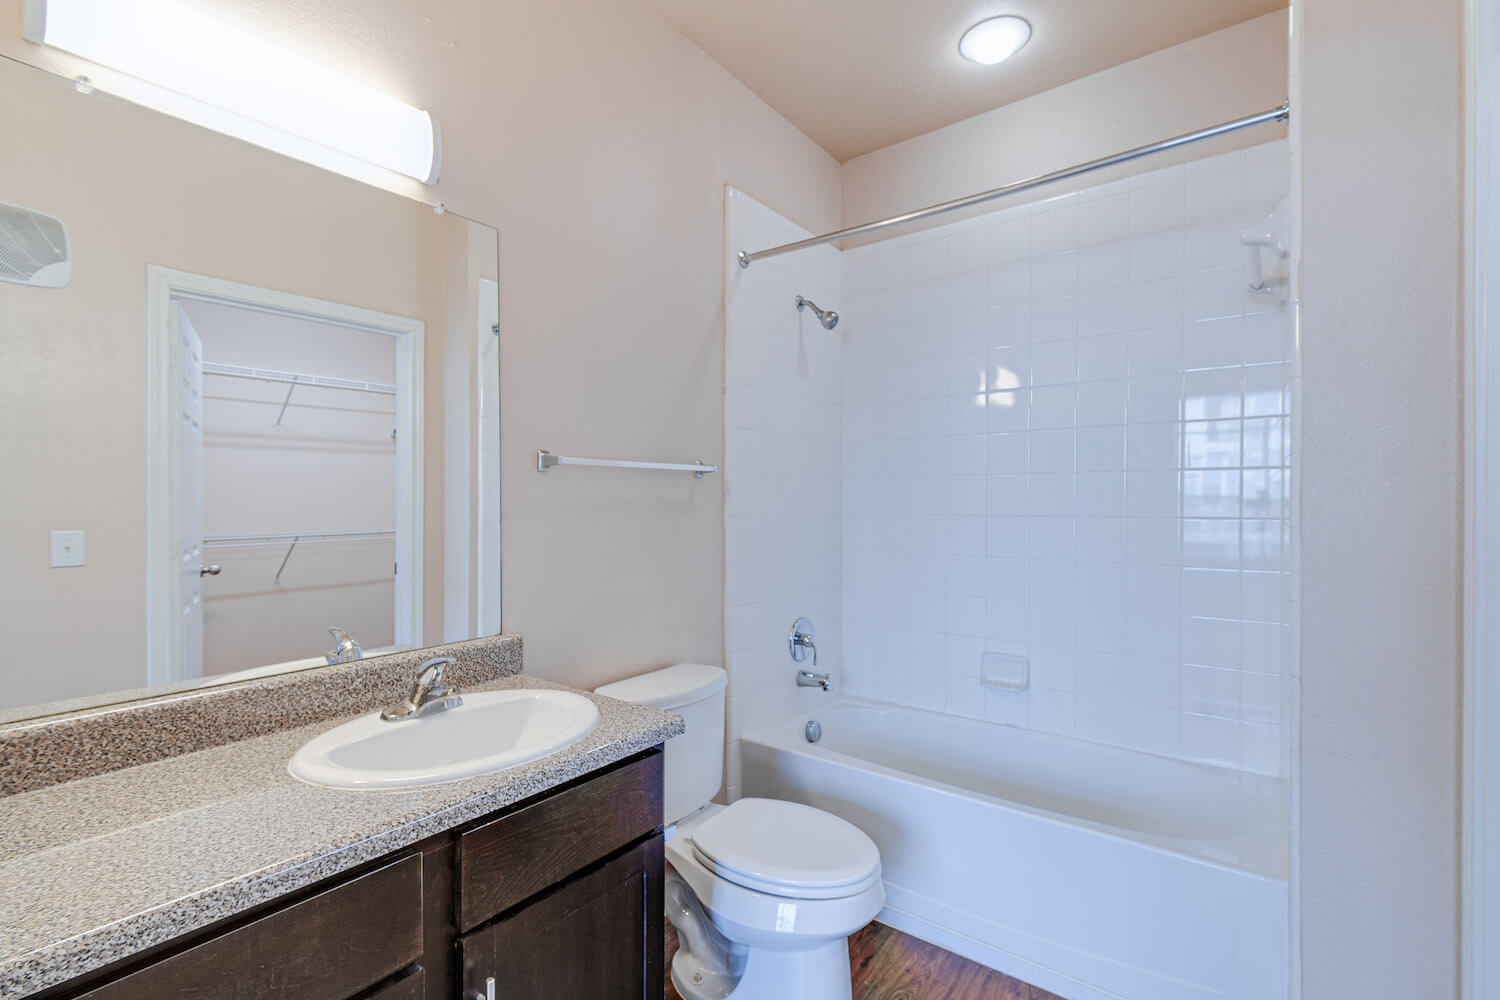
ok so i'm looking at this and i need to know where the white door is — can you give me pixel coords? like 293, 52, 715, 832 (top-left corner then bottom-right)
175, 305, 205, 679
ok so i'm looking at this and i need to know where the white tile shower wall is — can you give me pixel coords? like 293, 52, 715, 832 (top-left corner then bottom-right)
841, 140, 1293, 776
723, 188, 845, 801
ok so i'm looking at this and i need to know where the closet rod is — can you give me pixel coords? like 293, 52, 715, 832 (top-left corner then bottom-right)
736, 101, 1291, 269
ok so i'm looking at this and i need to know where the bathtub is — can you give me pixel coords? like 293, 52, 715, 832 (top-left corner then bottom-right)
740, 700, 1288, 1000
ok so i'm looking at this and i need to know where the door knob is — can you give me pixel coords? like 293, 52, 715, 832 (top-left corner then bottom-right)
468, 977, 496, 1000
199, 564, 222, 576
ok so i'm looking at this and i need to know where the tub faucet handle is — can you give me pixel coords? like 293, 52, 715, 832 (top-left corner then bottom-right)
789, 616, 818, 666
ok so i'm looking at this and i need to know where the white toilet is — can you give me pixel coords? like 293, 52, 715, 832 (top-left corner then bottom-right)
596, 664, 884, 1000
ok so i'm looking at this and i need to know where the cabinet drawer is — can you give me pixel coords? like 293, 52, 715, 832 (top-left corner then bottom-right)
458, 750, 662, 931
76, 854, 423, 1000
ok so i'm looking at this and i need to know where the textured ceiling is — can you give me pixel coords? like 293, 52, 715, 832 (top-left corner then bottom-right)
636, 0, 1287, 161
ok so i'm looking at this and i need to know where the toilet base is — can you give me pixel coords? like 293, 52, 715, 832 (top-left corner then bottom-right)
733, 938, 854, 1000
671, 936, 854, 1000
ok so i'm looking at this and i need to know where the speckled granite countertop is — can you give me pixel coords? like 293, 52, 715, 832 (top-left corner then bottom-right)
0, 674, 683, 998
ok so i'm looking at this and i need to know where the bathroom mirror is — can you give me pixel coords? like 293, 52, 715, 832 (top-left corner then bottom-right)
0, 54, 501, 722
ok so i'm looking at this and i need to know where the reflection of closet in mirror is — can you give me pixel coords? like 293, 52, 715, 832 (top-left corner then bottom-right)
196, 303, 397, 677
145, 270, 424, 687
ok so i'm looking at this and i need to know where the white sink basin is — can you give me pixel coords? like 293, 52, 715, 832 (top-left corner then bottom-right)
289, 689, 601, 790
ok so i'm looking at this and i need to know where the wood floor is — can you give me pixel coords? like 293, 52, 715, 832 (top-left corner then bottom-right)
663, 920, 1064, 1000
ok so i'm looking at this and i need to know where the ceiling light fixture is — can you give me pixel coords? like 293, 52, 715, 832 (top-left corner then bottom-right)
958, 15, 1033, 65
23, 0, 441, 185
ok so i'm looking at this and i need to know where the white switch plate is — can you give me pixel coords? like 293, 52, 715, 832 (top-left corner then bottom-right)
50, 530, 85, 568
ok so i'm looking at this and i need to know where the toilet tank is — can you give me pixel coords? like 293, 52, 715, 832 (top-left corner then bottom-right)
595, 663, 726, 826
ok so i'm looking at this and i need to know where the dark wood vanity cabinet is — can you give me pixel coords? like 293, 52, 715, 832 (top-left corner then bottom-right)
45, 749, 664, 1000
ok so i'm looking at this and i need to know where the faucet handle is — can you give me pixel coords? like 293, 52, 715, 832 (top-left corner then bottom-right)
416, 656, 457, 688
789, 617, 818, 665
381, 656, 462, 723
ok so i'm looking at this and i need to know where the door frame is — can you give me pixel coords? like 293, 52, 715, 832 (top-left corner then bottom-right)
145, 266, 425, 685
1468, 0, 1496, 993
476, 276, 502, 636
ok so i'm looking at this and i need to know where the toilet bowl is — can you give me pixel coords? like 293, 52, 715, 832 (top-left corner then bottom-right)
595, 664, 885, 1000
665, 798, 884, 1000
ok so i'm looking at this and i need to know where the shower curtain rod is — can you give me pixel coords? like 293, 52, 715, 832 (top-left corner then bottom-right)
736, 101, 1291, 269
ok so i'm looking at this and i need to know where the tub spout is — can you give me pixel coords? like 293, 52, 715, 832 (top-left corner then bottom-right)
797, 669, 832, 692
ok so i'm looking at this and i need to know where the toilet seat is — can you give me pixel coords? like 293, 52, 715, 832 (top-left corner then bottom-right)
688, 798, 882, 900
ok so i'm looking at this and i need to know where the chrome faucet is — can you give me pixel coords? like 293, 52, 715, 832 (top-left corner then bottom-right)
797, 669, 832, 692
789, 617, 829, 690
325, 627, 363, 665
789, 617, 818, 665
380, 657, 462, 722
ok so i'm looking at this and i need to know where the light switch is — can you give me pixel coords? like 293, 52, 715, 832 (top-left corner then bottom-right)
50, 530, 85, 568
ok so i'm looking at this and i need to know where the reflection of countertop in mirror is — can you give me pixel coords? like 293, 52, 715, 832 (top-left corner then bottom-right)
0, 674, 684, 998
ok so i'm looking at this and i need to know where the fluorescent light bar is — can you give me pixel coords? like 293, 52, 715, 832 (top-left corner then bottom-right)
25, 0, 441, 184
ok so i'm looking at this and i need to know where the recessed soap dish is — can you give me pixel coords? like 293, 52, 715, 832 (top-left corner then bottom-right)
980, 652, 1029, 692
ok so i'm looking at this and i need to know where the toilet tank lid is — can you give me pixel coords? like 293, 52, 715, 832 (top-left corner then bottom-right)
595, 663, 726, 709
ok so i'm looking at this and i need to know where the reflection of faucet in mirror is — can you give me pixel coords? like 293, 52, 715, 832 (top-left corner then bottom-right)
325, 628, 363, 665
380, 657, 462, 722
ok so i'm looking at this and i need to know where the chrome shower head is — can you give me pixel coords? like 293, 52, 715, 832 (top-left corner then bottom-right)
796, 295, 839, 330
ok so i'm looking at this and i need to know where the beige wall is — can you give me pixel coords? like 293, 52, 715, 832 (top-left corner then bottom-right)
1296, 0, 1464, 995
462, 3, 840, 687
0, 0, 841, 690
841, 11, 1290, 240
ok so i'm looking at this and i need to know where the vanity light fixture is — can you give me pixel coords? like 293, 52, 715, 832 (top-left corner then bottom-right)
23, 0, 441, 184
958, 15, 1032, 65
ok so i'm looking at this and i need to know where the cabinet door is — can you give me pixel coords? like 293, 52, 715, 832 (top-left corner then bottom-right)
460, 836, 663, 1000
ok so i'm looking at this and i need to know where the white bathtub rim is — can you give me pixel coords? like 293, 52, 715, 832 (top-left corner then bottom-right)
742, 698, 1288, 883
757, 694, 1279, 788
